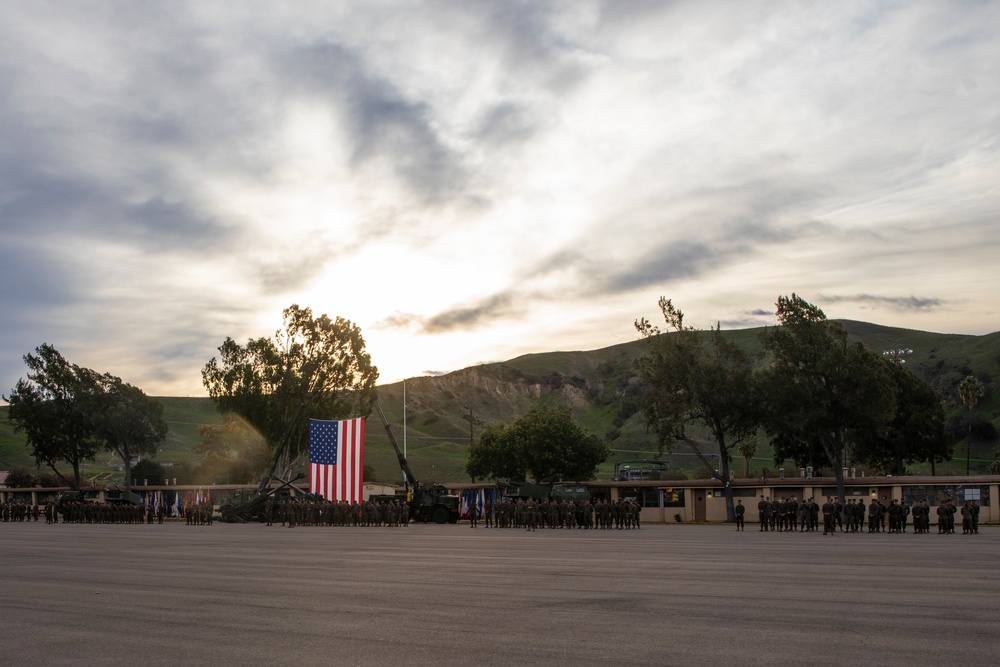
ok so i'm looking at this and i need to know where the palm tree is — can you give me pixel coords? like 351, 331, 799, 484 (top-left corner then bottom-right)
958, 375, 984, 475
736, 436, 758, 478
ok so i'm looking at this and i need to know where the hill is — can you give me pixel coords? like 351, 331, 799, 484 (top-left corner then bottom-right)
2, 321, 998, 484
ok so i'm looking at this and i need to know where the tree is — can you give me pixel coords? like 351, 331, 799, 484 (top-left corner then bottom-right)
737, 436, 759, 478
194, 414, 271, 484
851, 360, 950, 475
760, 294, 895, 504
635, 298, 762, 521
132, 459, 167, 486
958, 375, 985, 475
201, 305, 379, 481
5, 344, 167, 492
465, 406, 608, 483
86, 376, 168, 492
4, 344, 103, 489
3, 467, 39, 489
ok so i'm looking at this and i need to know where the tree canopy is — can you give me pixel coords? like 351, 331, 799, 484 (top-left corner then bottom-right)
635, 297, 762, 521
132, 459, 167, 486
5, 345, 103, 489
760, 294, 895, 503
201, 305, 379, 479
851, 360, 950, 475
87, 377, 167, 490
466, 406, 608, 483
3, 467, 39, 489
4, 344, 167, 490
194, 414, 272, 484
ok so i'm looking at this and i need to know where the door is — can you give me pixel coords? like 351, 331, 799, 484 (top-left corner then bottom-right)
695, 491, 707, 522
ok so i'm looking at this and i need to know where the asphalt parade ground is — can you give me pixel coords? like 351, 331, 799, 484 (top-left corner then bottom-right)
1, 522, 998, 667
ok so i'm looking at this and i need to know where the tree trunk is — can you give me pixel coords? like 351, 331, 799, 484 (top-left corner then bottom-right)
831, 429, 846, 506
719, 451, 735, 522
120, 445, 133, 492
834, 428, 847, 507
967, 413, 973, 476
49, 461, 75, 489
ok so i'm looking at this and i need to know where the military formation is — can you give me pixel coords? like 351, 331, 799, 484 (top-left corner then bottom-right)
474, 497, 641, 530
1, 500, 45, 523
5, 493, 981, 533
751, 495, 982, 534
184, 502, 213, 526
263, 498, 411, 527
0, 499, 201, 525
253, 496, 643, 530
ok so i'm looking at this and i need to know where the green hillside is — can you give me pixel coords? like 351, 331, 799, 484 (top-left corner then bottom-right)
2, 321, 998, 485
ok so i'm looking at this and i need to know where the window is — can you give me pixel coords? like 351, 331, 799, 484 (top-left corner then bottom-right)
641, 488, 661, 508
903, 485, 990, 507
902, 486, 936, 506
660, 488, 685, 507
821, 487, 867, 497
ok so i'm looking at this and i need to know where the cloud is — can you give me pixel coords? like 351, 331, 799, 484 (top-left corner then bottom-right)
379, 292, 520, 334
473, 102, 542, 147
594, 218, 832, 296
818, 294, 945, 311
277, 40, 470, 205
423, 292, 520, 333
2, 2, 999, 397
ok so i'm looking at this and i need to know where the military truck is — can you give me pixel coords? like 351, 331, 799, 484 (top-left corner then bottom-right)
104, 487, 141, 505
373, 402, 460, 524
503, 481, 591, 503
55, 490, 88, 511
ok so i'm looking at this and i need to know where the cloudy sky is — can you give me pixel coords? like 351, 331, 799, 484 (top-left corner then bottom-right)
1, 1, 998, 398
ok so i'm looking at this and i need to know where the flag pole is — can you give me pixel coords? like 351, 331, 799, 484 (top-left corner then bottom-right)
402, 379, 407, 486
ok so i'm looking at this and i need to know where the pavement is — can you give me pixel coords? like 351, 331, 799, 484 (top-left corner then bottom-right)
1, 522, 997, 666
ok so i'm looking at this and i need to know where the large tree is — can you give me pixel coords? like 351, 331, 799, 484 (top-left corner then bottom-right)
635, 298, 762, 522
4, 344, 102, 489
132, 459, 167, 486
201, 304, 379, 480
5, 344, 167, 491
851, 360, 950, 475
466, 406, 608, 483
760, 294, 895, 504
86, 376, 168, 492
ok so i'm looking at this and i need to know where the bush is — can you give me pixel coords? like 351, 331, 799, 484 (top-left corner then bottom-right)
3, 467, 39, 489
37, 473, 63, 488
132, 459, 167, 485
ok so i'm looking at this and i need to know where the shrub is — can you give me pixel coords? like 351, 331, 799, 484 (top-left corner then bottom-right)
3, 467, 39, 489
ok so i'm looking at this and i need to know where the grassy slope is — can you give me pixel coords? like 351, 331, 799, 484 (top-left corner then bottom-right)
2, 321, 998, 483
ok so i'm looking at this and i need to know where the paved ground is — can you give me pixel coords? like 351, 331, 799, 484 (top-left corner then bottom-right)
1, 522, 997, 666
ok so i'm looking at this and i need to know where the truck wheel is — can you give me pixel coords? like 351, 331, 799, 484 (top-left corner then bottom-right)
431, 506, 449, 524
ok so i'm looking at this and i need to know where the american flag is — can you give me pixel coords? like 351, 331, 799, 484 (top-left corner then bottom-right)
310, 417, 365, 503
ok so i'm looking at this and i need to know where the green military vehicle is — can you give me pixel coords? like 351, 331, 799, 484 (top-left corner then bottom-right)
218, 474, 320, 523
104, 487, 141, 505
503, 481, 591, 503
373, 402, 460, 524
55, 490, 88, 511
